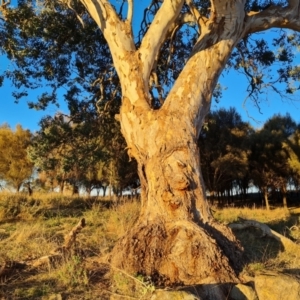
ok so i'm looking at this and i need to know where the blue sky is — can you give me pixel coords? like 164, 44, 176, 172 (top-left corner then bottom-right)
1, 2, 300, 132
1, 53, 299, 132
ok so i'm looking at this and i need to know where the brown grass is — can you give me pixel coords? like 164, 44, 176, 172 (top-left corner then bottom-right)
0, 192, 299, 299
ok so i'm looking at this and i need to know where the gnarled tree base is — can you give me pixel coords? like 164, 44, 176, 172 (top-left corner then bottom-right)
110, 219, 244, 287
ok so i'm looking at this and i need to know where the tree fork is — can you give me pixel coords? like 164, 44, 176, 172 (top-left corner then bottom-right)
111, 108, 245, 286
78, 0, 300, 293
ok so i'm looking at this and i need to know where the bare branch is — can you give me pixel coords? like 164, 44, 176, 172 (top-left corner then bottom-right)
138, 0, 185, 84
80, 0, 109, 31
65, 0, 85, 27
185, 0, 208, 34
245, 1, 300, 34
127, 0, 133, 25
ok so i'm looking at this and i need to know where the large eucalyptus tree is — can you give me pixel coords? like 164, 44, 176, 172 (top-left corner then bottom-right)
1, 0, 300, 294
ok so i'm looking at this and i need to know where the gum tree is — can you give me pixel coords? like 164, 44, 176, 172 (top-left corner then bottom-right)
2, 0, 300, 295
76, 0, 300, 286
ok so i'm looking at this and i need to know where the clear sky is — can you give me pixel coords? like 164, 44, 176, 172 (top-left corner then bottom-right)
1, 54, 300, 132
1, 2, 300, 132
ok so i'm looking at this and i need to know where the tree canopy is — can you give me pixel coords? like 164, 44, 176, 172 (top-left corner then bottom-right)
0, 1, 300, 111
0, 123, 34, 191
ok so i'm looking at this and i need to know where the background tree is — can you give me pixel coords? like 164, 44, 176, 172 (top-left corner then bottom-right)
199, 107, 252, 205
249, 114, 297, 209
282, 123, 300, 199
0, 124, 34, 192
2, 0, 300, 295
28, 112, 108, 194
28, 101, 138, 195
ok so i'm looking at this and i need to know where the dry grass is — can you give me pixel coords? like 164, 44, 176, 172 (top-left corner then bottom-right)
0, 192, 299, 299
214, 206, 300, 276
213, 206, 291, 224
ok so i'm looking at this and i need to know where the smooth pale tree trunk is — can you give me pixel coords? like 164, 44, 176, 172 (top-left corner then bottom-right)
262, 187, 270, 210
79, 0, 300, 293
281, 184, 288, 209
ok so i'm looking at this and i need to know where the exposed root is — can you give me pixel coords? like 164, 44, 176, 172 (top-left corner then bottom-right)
110, 219, 244, 287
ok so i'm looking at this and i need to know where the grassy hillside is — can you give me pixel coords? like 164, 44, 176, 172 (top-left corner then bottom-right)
0, 192, 299, 299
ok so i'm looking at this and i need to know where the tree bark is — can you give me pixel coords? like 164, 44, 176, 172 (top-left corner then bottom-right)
110, 41, 246, 285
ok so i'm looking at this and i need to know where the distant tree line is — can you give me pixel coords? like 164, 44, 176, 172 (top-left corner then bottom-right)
199, 108, 300, 209
1, 107, 299, 209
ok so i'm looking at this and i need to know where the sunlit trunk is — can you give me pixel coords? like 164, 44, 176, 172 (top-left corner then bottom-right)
111, 103, 244, 284
262, 187, 270, 210
281, 184, 288, 209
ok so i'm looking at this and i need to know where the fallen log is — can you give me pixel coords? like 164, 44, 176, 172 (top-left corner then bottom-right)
33, 218, 86, 268
63, 218, 86, 250
229, 218, 299, 252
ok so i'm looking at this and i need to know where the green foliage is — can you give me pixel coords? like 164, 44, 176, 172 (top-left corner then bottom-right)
199, 107, 252, 197
1, 1, 140, 195
28, 113, 107, 193
0, 0, 117, 110
1, 1, 300, 111
0, 124, 34, 191
1, 0, 300, 203
249, 114, 298, 207
283, 126, 300, 188
28, 109, 138, 194
199, 109, 300, 207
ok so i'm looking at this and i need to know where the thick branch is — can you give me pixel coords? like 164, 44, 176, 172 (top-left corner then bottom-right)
79, 0, 135, 58
162, 0, 246, 135
185, 0, 207, 34
138, 0, 185, 84
80, 0, 151, 107
245, 1, 300, 34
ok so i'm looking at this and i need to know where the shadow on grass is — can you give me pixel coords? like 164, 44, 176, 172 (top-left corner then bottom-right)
268, 211, 300, 242
232, 209, 300, 267
0, 260, 111, 300
233, 227, 283, 264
